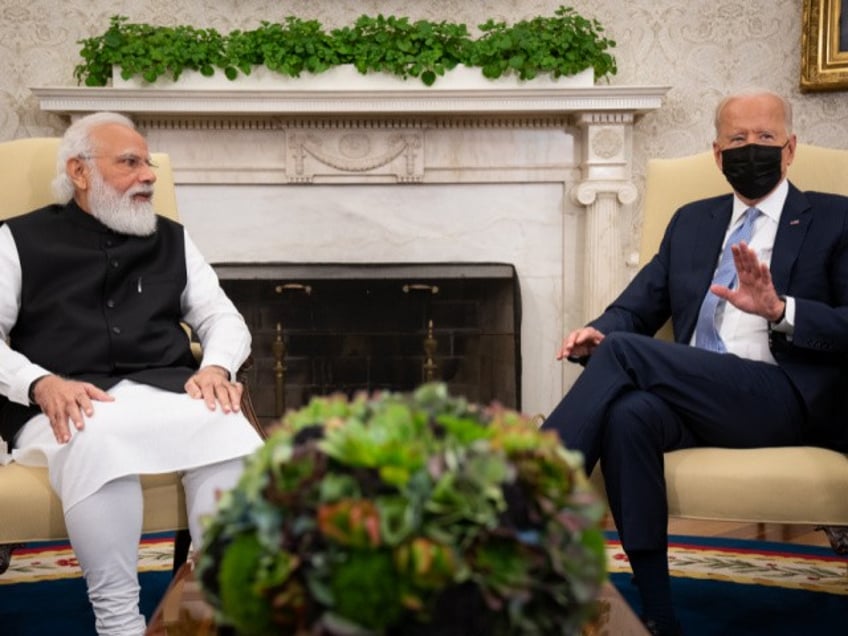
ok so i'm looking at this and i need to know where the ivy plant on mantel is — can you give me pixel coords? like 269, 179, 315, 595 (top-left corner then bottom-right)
73, 6, 617, 88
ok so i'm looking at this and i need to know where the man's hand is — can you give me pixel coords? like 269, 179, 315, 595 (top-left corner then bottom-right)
710, 241, 785, 321
185, 365, 242, 414
556, 326, 605, 361
31, 376, 115, 444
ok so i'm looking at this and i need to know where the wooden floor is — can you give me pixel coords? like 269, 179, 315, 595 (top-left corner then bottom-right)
603, 516, 832, 548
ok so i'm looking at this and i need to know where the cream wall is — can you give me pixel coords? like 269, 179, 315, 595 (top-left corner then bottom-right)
2, 0, 846, 249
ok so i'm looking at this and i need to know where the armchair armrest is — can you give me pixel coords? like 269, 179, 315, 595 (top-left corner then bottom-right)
235, 355, 265, 440
182, 323, 264, 439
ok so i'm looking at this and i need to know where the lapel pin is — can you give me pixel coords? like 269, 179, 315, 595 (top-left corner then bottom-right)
789, 219, 800, 225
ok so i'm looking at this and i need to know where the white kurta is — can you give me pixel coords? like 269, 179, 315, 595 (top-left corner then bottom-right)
13, 380, 263, 510
0, 223, 263, 510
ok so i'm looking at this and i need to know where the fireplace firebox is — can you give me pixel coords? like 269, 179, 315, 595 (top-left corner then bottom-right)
214, 263, 520, 427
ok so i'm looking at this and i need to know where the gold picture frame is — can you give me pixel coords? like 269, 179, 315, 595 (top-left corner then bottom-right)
801, 0, 848, 91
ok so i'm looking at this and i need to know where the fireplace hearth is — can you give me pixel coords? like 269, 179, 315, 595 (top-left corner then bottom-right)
215, 263, 519, 426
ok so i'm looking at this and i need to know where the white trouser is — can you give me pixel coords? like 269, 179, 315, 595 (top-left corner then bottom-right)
63, 458, 246, 636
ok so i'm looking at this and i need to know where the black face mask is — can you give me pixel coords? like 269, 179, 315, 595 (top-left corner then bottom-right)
720, 142, 788, 200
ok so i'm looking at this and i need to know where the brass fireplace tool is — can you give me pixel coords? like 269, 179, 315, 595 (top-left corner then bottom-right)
422, 319, 438, 382
273, 283, 312, 418
272, 322, 286, 418
402, 283, 440, 383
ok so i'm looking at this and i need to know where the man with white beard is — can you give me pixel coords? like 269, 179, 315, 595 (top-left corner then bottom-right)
0, 112, 264, 635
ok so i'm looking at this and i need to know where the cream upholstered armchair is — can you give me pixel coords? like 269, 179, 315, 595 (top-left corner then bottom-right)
634, 143, 848, 552
0, 137, 262, 574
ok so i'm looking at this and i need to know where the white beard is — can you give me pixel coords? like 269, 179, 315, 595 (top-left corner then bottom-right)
88, 170, 157, 237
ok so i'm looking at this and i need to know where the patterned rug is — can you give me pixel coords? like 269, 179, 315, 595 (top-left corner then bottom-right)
0, 534, 175, 636
606, 534, 848, 596
0, 532, 846, 635
606, 533, 847, 635
0, 534, 175, 585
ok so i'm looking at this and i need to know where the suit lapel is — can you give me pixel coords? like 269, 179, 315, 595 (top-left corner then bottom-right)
676, 197, 732, 341
691, 198, 732, 294
770, 183, 812, 293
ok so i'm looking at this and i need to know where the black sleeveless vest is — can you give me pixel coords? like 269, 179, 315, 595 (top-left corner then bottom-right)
0, 201, 197, 443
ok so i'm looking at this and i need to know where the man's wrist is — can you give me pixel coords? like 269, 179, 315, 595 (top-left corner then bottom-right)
203, 365, 231, 380
28, 375, 49, 405
771, 295, 787, 324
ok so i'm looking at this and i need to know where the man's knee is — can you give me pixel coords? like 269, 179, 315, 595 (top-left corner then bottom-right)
594, 331, 653, 356
605, 390, 671, 446
588, 331, 655, 370
589, 332, 681, 395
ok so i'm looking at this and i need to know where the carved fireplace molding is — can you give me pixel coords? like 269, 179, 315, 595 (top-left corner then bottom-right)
33, 84, 668, 415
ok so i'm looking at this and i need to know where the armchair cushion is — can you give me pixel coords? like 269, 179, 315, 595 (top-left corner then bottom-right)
664, 447, 848, 524
0, 464, 186, 543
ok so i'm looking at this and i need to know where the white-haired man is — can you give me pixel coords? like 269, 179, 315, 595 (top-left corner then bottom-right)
543, 90, 848, 635
0, 112, 263, 634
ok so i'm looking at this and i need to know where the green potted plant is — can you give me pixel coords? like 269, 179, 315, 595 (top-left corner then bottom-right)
225, 17, 343, 80
73, 7, 616, 88
74, 16, 230, 86
469, 6, 617, 81
196, 383, 607, 636
329, 14, 472, 86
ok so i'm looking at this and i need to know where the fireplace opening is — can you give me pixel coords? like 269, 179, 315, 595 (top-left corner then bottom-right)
214, 263, 521, 427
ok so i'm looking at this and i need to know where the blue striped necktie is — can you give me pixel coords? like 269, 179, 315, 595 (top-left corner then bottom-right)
694, 207, 761, 352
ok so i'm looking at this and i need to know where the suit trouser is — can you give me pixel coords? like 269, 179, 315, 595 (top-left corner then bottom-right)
542, 332, 804, 553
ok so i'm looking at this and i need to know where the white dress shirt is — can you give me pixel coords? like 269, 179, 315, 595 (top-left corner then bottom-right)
696, 179, 795, 363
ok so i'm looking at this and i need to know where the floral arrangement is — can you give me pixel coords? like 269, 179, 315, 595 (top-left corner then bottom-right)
196, 383, 607, 635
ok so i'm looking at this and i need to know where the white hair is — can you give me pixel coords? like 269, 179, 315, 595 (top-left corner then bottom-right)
713, 89, 794, 139
51, 112, 138, 203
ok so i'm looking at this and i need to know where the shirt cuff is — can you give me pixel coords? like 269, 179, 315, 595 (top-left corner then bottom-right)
771, 296, 795, 335
11, 363, 51, 406
199, 352, 238, 381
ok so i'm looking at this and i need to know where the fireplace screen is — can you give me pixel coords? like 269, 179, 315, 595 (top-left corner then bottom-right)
214, 263, 520, 427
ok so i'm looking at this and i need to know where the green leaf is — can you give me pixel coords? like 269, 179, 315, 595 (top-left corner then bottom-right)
217, 534, 276, 634
74, 7, 617, 87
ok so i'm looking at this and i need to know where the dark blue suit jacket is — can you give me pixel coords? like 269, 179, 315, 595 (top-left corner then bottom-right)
589, 183, 848, 445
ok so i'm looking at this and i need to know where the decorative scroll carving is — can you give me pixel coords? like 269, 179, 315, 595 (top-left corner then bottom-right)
572, 180, 638, 206
286, 130, 423, 183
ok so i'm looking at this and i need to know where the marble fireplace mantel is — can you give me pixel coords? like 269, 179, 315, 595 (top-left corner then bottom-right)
33, 83, 668, 416
32, 84, 666, 116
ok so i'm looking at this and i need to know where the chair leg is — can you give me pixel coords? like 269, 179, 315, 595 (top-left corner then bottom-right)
172, 528, 192, 577
0, 543, 24, 575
